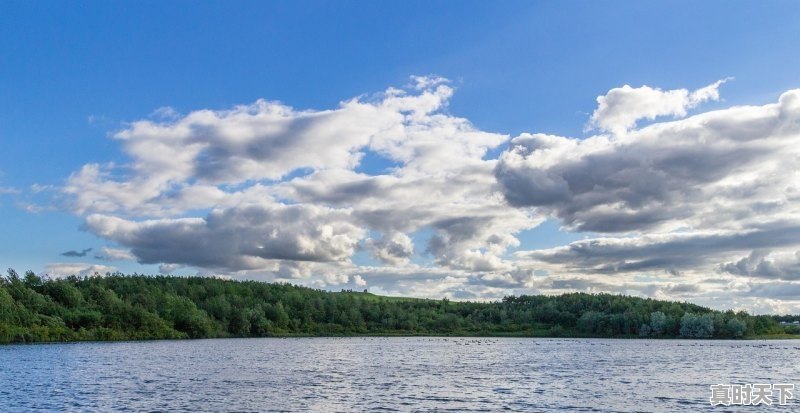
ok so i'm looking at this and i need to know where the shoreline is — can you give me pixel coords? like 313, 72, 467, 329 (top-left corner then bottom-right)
3, 273, 798, 344
4, 332, 800, 346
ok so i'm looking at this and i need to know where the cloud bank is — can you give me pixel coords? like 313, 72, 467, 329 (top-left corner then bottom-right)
57, 77, 800, 313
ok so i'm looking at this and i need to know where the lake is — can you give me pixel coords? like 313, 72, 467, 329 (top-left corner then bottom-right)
1, 337, 798, 412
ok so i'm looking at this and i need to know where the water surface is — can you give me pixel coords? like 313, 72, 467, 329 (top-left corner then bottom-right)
1, 338, 798, 412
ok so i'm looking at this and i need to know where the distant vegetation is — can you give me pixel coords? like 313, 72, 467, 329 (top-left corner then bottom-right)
0, 269, 793, 344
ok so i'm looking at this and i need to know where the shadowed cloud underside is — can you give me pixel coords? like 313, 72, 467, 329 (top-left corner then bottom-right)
36, 77, 800, 314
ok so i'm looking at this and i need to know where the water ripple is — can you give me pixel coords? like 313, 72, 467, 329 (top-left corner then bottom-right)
1, 338, 799, 412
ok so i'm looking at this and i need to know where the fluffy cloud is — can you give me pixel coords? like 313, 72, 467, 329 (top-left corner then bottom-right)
353, 274, 367, 287
497, 89, 800, 234
84, 203, 364, 271
94, 247, 136, 261
65, 77, 533, 279
58, 76, 800, 313
500, 87, 800, 312
45, 263, 117, 278
63, 77, 502, 217
719, 250, 800, 281
588, 79, 727, 135
63, 97, 396, 216
365, 232, 415, 265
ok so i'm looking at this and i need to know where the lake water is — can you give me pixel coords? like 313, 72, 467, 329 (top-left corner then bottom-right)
1, 337, 798, 412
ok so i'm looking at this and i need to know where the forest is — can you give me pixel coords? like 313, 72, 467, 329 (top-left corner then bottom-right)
0, 268, 793, 343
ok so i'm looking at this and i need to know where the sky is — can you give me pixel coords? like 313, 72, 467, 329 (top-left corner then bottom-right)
2, 1, 800, 314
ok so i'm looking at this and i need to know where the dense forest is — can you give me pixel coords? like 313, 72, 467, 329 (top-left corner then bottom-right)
0, 268, 793, 344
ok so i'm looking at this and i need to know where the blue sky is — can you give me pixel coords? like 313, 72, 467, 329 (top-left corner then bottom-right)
2, 1, 800, 312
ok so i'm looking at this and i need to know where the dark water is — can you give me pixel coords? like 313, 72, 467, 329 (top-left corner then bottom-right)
1, 337, 798, 412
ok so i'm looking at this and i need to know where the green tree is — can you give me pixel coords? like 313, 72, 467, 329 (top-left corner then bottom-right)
680, 313, 714, 338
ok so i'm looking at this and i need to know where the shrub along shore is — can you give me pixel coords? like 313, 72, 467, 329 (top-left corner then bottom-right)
0, 269, 795, 344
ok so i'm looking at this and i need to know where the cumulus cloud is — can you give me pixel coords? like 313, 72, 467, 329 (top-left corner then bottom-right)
719, 250, 800, 280
63, 77, 502, 217
588, 79, 728, 135
365, 232, 415, 265
353, 274, 367, 287
84, 203, 365, 272
63, 101, 396, 215
45, 263, 117, 278
497, 89, 800, 234
64, 77, 532, 278
321, 272, 351, 286
94, 247, 136, 261
57, 76, 800, 313
278, 166, 535, 272
477, 267, 539, 289
500, 86, 800, 312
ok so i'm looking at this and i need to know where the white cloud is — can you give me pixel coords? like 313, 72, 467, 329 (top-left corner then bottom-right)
95, 247, 136, 261
498, 89, 800, 234
321, 272, 351, 286
149, 106, 180, 120
588, 79, 728, 135
45, 263, 117, 278
365, 231, 415, 265
500, 87, 800, 311
30, 184, 54, 193
58, 77, 800, 313
84, 202, 365, 272
66, 76, 532, 278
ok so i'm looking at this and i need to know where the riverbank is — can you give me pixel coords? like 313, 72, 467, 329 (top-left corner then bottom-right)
2, 270, 796, 344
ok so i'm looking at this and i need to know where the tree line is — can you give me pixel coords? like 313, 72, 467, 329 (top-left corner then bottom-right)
0, 269, 790, 343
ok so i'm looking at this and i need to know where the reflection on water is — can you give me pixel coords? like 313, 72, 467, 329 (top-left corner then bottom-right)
1, 338, 798, 412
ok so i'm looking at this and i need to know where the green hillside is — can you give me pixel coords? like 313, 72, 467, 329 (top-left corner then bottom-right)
0, 269, 791, 344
